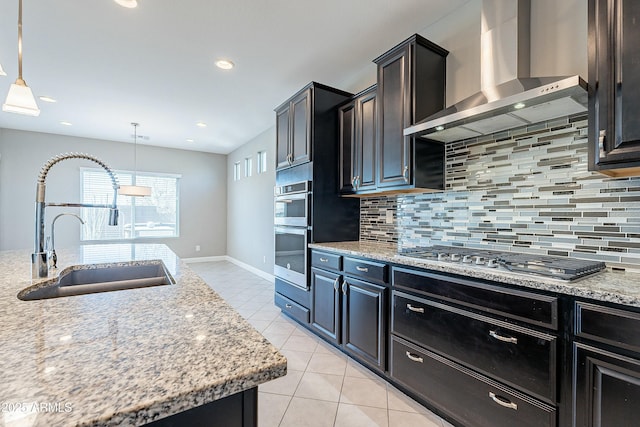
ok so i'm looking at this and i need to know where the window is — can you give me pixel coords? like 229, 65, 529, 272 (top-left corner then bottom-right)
233, 162, 241, 181
257, 151, 267, 173
244, 157, 252, 177
80, 168, 180, 241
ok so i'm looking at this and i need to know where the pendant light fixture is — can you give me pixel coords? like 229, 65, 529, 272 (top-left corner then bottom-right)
0, 62, 6, 76
2, 0, 40, 116
118, 123, 152, 197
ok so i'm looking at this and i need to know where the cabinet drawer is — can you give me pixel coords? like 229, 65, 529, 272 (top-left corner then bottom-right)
393, 267, 558, 329
575, 301, 640, 353
391, 336, 557, 427
311, 250, 342, 272
343, 257, 388, 284
275, 293, 310, 324
392, 291, 556, 402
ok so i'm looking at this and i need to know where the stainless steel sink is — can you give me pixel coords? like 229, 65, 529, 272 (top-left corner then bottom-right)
19, 262, 175, 301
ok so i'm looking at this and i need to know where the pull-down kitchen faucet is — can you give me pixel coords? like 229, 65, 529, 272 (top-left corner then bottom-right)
32, 153, 120, 278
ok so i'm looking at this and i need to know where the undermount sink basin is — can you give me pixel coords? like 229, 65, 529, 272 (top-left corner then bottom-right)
19, 262, 175, 301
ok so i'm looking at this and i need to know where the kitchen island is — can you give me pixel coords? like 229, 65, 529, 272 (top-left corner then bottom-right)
0, 244, 286, 427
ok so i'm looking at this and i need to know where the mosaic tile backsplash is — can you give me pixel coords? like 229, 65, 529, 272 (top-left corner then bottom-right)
360, 114, 640, 269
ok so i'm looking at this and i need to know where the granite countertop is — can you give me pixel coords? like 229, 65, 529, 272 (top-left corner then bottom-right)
309, 241, 640, 308
0, 244, 286, 427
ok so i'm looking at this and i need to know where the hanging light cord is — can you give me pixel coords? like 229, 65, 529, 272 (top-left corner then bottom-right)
132, 122, 139, 181
17, 0, 24, 83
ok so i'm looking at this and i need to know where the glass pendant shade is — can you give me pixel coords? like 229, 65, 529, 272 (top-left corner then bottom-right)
0, 62, 6, 76
118, 184, 151, 197
3, 79, 40, 116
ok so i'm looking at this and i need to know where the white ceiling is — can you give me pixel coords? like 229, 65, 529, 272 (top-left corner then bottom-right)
0, 0, 467, 154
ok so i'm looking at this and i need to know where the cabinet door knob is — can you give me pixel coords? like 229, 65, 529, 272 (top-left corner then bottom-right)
402, 165, 409, 183
406, 303, 425, 314
405, 351, 424, 363
489, 330, 518, 344
355, 266, 369, 272
488, 392, 518, 410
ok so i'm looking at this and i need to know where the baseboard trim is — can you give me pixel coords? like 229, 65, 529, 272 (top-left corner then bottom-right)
226, 257, 275, 283
184, 255, 275, 283
183, 255, 228, 263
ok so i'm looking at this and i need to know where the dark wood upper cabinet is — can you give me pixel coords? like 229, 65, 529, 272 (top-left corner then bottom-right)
374, 34, 448, 191
276, 88, 311, 170
275, 83, 351, 172
339, 85, 377, 194
588, 0, 640, 176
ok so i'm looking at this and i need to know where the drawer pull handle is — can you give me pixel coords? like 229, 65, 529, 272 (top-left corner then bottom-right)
342, 281, 348, 295
285, 304, 293, 309
333, 277, 340, 292
405, 351, 424, 363
356, 266, 369, 272
489, 330, 518, 344
406, 304, 425, 314
488, 392, 518, 410
319, 257, 329, 263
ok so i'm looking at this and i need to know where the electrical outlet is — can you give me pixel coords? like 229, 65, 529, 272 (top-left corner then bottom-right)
195, 245, 201, 252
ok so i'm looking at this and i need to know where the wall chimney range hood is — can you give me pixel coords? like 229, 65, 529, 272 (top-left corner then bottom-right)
404, 0, 588, 143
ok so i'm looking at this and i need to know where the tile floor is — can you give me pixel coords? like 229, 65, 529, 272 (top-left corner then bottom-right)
189, 261, 455, 427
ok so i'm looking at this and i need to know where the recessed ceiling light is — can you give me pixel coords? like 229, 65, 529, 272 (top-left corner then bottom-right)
196, 122, 207, 128
39, 96, 57, 103
60, 121, 72, 126
186, 139, 194, 143
114, 0, 137, 8
514, 102, 526, 109
215, 59, 234, 70
435, 125, 445, 131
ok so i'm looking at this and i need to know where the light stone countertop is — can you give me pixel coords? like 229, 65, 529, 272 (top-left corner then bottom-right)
0, 244, 286, 427
309, 241, 640, 308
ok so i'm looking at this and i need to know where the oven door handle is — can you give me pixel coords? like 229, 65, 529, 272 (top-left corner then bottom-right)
274, 226, 307, 235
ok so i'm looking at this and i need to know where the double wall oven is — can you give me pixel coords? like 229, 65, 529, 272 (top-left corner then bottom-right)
274, 181, 311, 290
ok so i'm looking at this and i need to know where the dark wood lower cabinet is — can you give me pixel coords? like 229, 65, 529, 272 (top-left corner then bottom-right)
311, 268, 341, 345
391, 336, 556, 427
145, 387, 257, 427
342, 276, 387, 371
573, 342, 640, 427
310, 266, 387, 372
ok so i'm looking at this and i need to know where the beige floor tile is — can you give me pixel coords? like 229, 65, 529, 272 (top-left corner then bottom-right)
258, 392, 291, 427
340, 376, 388, 409
388, 409, 443, 427
295, 372, 344, 402
259, 369, 304, 396
262, 332, 291, 349
334, 403, 389, 427
264, 321, 297, 336
280, 348, 313, 371
387, 384, 429, 414
344, 358, 380, 380
246, 318, 271, 332
307, 352, 348, 376
282, 334, 319, 352
249, 309, 281, 322
314, 339, 343, 355
279, 397, 338, 427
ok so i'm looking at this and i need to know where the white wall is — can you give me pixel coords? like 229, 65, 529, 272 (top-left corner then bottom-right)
341, 0, 587, 104
0, 129, 227, 258
226, 127, 276, 274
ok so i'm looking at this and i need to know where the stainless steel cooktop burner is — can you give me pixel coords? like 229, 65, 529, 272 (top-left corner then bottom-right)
398, 245, 606, 281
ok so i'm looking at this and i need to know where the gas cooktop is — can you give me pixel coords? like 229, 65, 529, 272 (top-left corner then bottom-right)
398, 245, 606, 281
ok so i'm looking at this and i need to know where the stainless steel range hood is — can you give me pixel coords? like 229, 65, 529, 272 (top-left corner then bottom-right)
404, 0, 588, 143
